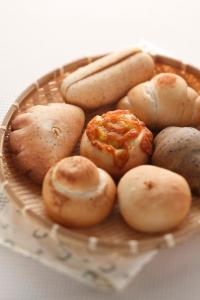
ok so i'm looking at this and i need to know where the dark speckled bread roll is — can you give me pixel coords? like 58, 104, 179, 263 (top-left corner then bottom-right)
152, 126, 200, 194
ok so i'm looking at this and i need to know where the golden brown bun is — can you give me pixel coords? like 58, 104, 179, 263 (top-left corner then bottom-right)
118, 165, 191, 233
42, 156, 116, 228
118, 73, 200, 129
152, 126, 200, 194
53, 156, 100, 192
61, 49, 155, 109
80, 110, 153, 177
10, 104, 85, 184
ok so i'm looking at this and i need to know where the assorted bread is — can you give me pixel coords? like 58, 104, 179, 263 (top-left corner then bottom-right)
61, 48, 155, 109
9, 48, 200, 233
80, 109, 153, 176
118, 73, 200, 129
42, 156, 116, 227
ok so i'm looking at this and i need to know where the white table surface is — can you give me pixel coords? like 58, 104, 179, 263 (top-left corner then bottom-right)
1, 0, 200, 299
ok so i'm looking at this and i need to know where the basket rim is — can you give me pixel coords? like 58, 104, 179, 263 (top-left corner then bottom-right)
1, 52, 200, 255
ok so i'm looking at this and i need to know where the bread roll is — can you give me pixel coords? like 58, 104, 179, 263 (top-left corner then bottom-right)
118, 73, 200, 129
152, 126, 200, 194
80, 110, 153, 177
61, 48, 155, 109
42, 156, 116, 228
118, 165, 191, 233
10, 103, 85, 184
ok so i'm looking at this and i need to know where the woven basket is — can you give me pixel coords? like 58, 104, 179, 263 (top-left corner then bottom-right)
1, 53, 200, 258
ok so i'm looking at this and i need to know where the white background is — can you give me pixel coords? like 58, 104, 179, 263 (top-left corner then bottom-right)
1, 0, 200, 299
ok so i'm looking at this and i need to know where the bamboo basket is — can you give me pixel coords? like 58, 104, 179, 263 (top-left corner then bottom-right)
1, 52, 200, 260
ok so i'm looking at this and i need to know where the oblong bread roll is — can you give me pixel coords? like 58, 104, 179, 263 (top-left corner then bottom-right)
61, 48, 155, 109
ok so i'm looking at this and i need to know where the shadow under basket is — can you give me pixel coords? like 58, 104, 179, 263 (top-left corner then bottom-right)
1, 53, 200, 259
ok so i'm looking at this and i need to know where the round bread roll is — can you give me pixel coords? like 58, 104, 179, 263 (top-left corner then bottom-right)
80, 110, 153, 177
42, 156, 116, 228
152, 126, 200, 194
118, 165, 191, 233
